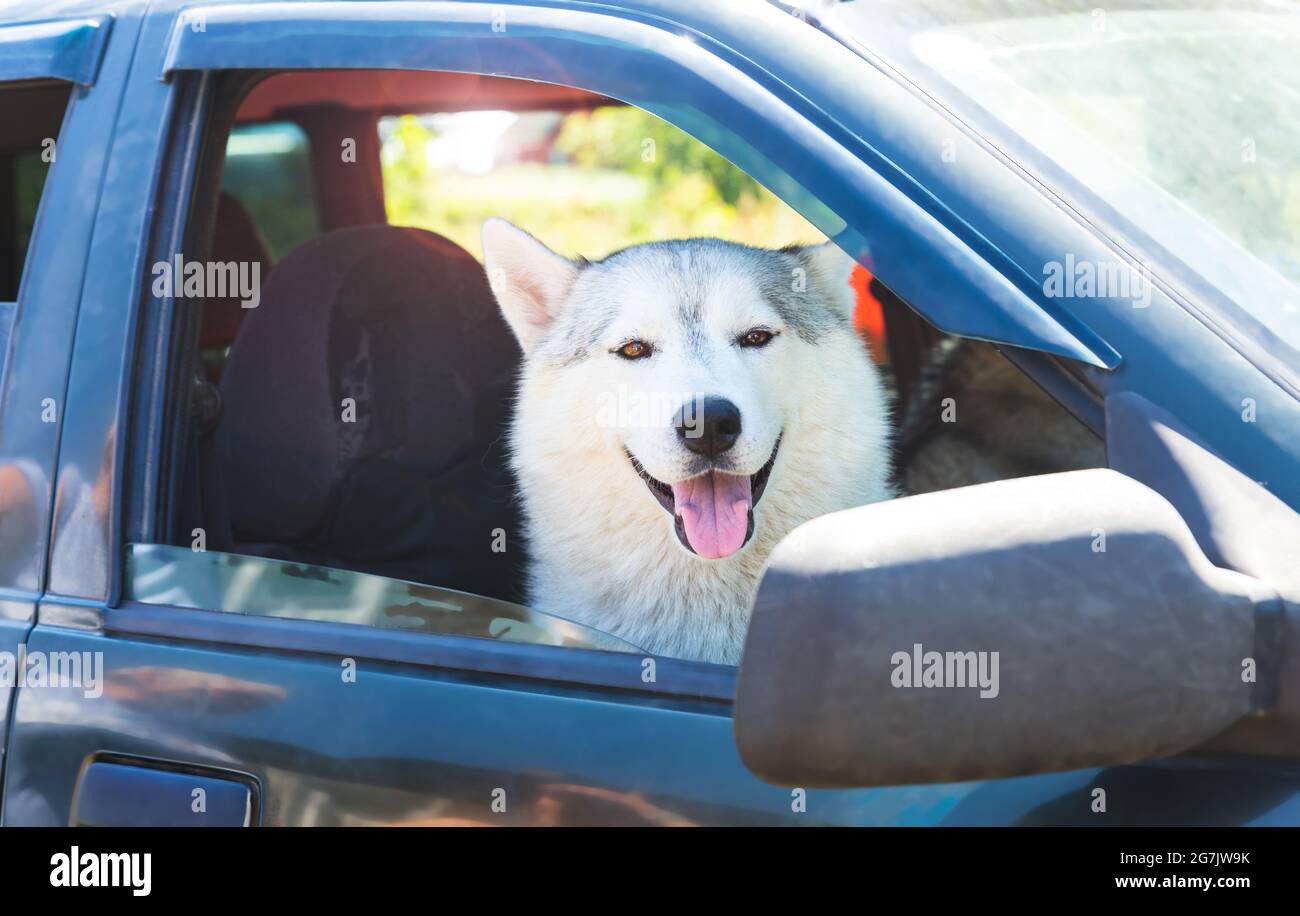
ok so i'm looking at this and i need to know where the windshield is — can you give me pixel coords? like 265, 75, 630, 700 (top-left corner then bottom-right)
826, 0, 1300, 364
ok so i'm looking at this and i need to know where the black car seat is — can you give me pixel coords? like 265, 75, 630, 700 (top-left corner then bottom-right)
215, 224, 524, 601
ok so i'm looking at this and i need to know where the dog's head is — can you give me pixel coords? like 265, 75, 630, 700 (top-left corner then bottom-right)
482, 218, 860, 560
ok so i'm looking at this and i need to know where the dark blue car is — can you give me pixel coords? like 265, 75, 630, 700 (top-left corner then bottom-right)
0, 0, 1297, 827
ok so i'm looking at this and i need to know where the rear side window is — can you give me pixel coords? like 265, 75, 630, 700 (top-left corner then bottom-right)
220, 121, 320, 262
0, 80, 71, 301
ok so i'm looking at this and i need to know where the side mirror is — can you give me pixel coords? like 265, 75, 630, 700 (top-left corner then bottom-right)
734, 468, 1276, 787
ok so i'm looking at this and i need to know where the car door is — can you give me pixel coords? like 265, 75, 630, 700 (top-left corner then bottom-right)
2, 0, 947, 827
2, 0, 1296, 826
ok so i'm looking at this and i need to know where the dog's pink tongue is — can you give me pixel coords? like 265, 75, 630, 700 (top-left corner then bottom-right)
672, 472, 752, 559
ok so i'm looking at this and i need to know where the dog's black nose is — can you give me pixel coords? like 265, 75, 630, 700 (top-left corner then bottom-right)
677, 397, 742, 457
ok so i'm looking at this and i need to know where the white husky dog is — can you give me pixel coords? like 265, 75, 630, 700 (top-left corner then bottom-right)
482, 219, 893, 664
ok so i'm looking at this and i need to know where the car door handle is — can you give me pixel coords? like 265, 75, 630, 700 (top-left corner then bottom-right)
72, 759, 258, 827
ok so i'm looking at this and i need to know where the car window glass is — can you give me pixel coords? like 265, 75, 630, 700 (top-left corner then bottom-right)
127, 544, 639, 653
0, 80, 71, 302
221, 121, 321, 262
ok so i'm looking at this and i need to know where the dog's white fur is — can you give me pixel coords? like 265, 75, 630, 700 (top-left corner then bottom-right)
482, 218, 893, 664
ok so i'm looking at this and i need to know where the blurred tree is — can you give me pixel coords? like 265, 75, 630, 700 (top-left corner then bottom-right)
380, 105, 822, 259
555, 106, 764, 206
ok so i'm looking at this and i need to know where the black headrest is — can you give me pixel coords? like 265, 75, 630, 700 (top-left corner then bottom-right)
217, 225, 519, 543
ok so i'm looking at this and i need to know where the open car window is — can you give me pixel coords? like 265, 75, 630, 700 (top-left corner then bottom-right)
123, 67, 1103, 668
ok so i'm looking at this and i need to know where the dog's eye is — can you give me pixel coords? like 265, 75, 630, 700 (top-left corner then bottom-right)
615, 340, 653, 360
738, 328, 776, 348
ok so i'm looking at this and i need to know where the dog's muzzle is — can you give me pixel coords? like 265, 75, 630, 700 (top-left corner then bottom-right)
628, 435, 780, 559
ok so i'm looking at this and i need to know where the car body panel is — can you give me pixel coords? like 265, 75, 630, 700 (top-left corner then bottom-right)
0, 0, 1296, 825
0, 4, 142, 791
13, 625, 1300, 826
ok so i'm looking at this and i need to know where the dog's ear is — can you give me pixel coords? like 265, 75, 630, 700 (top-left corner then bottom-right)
481, 218, 580, 352
791, 241, 857, 319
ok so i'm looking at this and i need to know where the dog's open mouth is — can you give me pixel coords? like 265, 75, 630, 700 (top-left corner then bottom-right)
628, 437, 781, 560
